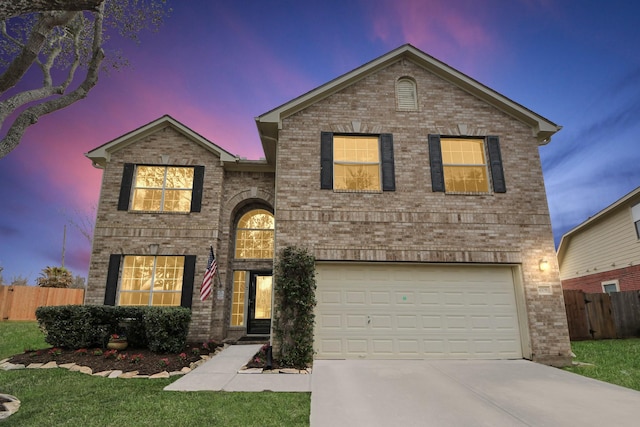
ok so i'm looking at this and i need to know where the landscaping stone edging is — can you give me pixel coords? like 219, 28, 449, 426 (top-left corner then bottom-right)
237, 366, 312, 374
0, 356, 210, 379
0, 394, 20, 421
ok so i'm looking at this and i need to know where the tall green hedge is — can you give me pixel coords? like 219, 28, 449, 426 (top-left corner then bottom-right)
36, 305, 191, 353
272, 246, 317, 368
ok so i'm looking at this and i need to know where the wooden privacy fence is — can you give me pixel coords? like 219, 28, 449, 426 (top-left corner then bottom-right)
0, 286, 84, 321
563, 290, 640, 340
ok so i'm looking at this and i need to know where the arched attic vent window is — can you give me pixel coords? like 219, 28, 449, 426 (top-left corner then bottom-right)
396, 77, 417, 110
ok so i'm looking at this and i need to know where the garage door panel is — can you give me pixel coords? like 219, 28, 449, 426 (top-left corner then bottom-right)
370, 291, 390, 304
318, 290, 341, 304
315, 264, 522, 360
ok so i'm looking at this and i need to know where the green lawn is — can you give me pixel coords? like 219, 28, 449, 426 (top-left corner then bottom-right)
565, 338, 640, 391
0, 321, 310, 427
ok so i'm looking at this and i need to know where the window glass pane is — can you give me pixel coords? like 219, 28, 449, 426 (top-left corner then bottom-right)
119, 256, 183, 306
162, 189, 192, 212
334, 136, 379, 162
231, 271, 246, 326
135, 166, 164, 188
235, 210, 274, 259
131, 189, 162, 211
165, 167, 194, 189
443, 166, 489, 192
131, 166, 194, 212
235, 230, 274, 258
442, 139, 489, 192
333, 136, 381, 191
254, 276, 272, 319
334, 164, 381, 191
237, 209, 274, 229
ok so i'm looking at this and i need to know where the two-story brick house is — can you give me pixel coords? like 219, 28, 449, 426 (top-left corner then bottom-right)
85, 44, 571, 366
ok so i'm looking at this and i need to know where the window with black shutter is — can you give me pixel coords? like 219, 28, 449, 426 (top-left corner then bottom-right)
428, 135, 506, 193
320, 132, 395, 192
118, 164, 204, 212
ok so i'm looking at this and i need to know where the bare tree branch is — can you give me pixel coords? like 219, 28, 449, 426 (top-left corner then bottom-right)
0, 5, 105, 159
0, 0, 103, 20
0, 11, 78, 93
0, 1, 169, 159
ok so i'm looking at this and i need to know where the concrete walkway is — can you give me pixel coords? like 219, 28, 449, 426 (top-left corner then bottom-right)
164, 344, 311, 392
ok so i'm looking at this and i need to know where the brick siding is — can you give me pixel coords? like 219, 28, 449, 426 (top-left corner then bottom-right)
562, 264, 640, 293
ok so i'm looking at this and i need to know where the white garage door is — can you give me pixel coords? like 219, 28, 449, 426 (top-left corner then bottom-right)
314, 263, 523, 359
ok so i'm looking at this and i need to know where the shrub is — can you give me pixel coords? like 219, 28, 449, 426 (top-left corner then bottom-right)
36, 305, 191, 352
272, 246, 317, 368
143, 307, 191, 353
36, 305, 118, 349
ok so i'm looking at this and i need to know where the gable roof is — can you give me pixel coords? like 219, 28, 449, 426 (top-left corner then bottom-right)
85, 115, 238, 168
255, 44, 561, 164
557, 186, 640, 263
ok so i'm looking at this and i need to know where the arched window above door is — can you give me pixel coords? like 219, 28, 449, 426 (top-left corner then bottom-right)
234, 209, 274, 259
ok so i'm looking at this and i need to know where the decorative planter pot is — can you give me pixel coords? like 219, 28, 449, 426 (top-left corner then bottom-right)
107, 340, 128, 350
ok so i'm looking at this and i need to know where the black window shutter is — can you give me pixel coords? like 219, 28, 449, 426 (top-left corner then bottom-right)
190, 166, 205, 212
104, 254, 121, 305
181, 255, 196, 308
117, 163, 135, 211
487, 136, 506, 193
320, 132, 333, 189
380, 134, 396, 191
428, 135, 445, 192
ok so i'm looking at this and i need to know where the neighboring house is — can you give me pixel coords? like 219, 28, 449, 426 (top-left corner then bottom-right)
85, 44, 571, 366
558, 186, 640, 294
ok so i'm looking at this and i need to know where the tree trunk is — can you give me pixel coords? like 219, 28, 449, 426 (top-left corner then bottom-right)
0, 0, 104, 20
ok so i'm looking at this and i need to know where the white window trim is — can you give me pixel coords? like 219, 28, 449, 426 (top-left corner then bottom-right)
601, 280, 620, 294
632, 203, 640, 239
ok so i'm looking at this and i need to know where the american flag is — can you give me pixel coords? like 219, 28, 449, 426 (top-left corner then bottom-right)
199, 246, 217, 301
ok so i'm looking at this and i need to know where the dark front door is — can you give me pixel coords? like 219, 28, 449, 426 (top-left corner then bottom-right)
246, 271, 272, 335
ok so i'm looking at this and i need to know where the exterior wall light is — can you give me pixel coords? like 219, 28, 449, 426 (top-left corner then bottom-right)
149, 244, 159, 255
539, 259, 549, 272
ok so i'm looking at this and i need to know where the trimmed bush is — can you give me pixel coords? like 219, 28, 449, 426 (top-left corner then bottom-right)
36, 305, 118, 349
36, 305, 191, 352
144, 307, 191, 353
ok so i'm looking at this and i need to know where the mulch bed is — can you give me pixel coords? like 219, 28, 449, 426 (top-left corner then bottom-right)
7, 341, 223, 376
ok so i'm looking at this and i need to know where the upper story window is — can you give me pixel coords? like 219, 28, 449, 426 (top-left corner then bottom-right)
396, 77, 417, 110
235, 209, 274, 259
132, 166, 194, 212
441, 138, 489, 193
428, 135, 506, 194
320, 132, 395, 192
334, 135, 381, 191
117, 163, 205, 212
631, 203, 640, 238
119, 255, 184, 306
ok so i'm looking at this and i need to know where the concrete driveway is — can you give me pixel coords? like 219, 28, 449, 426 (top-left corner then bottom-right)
311, 359, 640, 426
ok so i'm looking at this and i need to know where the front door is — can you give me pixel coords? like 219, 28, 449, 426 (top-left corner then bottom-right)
247, 272, 272, 335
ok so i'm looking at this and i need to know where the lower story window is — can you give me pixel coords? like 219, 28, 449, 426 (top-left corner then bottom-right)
602, 280, 619, 294
119, 255, 184, 306
231, 271, 246, 326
